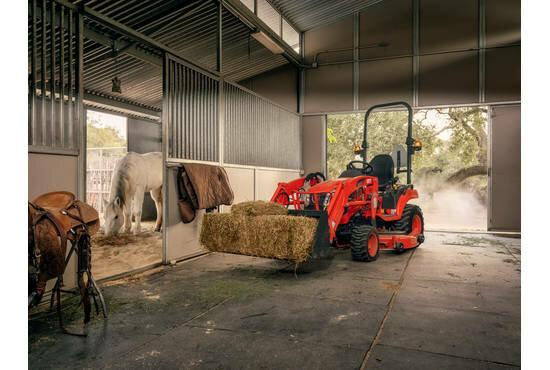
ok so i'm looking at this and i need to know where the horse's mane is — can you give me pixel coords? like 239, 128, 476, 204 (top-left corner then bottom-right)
111, 156, 135, 206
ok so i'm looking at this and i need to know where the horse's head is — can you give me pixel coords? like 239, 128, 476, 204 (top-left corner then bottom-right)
103, 197, 124, 236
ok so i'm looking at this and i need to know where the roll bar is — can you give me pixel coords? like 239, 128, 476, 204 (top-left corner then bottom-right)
362, 101, 414, 184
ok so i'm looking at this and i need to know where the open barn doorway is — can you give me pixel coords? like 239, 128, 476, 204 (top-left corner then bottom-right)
85, 109, 163, 280
327, 106, 489, 232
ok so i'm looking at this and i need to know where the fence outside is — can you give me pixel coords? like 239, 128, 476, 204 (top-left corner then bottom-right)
86, 147, 126, 215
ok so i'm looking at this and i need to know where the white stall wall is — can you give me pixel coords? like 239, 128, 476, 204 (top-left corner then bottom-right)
255, 169, 301, 201
28, 153, 79, 288
223, 167, 255, 210
164, 166, 205, 263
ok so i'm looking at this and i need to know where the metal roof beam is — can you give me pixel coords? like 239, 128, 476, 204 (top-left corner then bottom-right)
84, 90, 161, 118
84, 25, 162, 66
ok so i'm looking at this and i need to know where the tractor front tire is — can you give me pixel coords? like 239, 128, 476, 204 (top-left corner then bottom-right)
350, 224, 380, 262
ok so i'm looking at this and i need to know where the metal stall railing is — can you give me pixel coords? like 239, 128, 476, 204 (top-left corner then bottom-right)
28, 0, 83, 155
164, 54, 220, 163
224, 82, 301, 170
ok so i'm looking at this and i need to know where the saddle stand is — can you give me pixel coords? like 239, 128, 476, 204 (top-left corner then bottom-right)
29, 191, 107, 336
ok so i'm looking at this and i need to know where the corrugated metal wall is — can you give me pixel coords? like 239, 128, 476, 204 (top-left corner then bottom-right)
164, 55, 219, 162
28, 0, 83, 153
224, 82, 301, 169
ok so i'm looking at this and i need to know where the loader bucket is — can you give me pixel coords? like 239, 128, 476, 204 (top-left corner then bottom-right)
288, 210, 333, 260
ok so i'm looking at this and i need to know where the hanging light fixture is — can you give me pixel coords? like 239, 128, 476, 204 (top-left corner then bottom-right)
111, 41, 122, 94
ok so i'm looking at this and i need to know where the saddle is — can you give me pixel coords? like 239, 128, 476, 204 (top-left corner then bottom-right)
30, 191, 100, 239
28, 192, 100, 288
28, 192, 106, 334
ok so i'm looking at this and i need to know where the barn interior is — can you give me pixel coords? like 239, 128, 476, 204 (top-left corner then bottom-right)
28, 0, 521, 368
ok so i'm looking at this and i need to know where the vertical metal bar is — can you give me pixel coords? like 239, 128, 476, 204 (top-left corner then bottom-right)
412, 0, 420, 107
171, 62, 176, 158
298, 32, 305, 114
67, 9, 73, 149
219, 78, 224, 165
216, 0, 223, 74
161, 53, 169, 265
76, 11, 85, 200
176, 63, 181, 159
190, 70, 195, 159
254, 0, 258, 15
201, 75, 205, 161
41, 0, 47, 146
50, 0, 56, 147
478, 0, 486, 103
59, 5, 65, 148
30, 0, 37, 146
353, 12, 359, 111
185, 68, 190, 159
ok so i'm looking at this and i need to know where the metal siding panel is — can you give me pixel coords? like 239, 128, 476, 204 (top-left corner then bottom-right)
359, 0, 412, 59
304, 15, 354, 63
419, 0, 479, 53
223, 82, 300, 169
485, 46, 520, 103
359, 57, 413, 109
418, 51, 479, 107
486, 0, 521, 48
304, 64, 353, 113
489, 105, 520, 231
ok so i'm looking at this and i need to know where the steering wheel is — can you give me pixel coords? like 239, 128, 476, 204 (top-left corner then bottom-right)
346, 160, 374, 174
304, 172, 326, 186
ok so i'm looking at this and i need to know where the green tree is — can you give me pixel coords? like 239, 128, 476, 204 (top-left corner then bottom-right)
87, 119, 126, 148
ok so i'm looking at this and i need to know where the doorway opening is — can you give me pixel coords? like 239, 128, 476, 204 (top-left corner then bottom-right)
85, 108, 163, 280
327, 106, 488, 231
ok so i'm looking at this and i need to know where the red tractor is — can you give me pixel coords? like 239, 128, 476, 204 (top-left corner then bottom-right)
271, 102, 425, 262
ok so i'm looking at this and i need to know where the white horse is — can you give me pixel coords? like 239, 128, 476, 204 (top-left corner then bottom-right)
103, 152, 163, 236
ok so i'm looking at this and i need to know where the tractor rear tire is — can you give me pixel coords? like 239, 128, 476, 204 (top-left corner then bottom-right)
394, 204, 424, 245
350, 224, 380, 262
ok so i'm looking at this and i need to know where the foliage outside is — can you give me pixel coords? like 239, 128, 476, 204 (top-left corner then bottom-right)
327, 107, 488, 230
86, 111, 127, 149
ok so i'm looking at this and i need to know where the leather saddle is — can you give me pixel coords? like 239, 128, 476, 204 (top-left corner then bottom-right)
30, 191, 100, 238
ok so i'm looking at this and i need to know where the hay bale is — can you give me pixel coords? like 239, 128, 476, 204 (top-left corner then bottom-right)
200, 213, 318, 263
230, 201, 288, 217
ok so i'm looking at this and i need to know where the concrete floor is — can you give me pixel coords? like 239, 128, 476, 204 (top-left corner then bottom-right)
28, 232, 520, 369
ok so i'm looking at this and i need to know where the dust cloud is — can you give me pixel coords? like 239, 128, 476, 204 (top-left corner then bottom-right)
412, 182, 487, 231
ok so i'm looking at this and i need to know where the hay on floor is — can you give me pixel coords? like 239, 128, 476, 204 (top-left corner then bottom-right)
200, 213, 318, 263
230, 200, 288, 217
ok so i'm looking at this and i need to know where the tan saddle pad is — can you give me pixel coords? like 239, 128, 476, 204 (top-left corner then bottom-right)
32, 191, 100, 236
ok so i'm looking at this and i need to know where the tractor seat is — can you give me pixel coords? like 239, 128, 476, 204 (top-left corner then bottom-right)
370, 154, 395, 191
